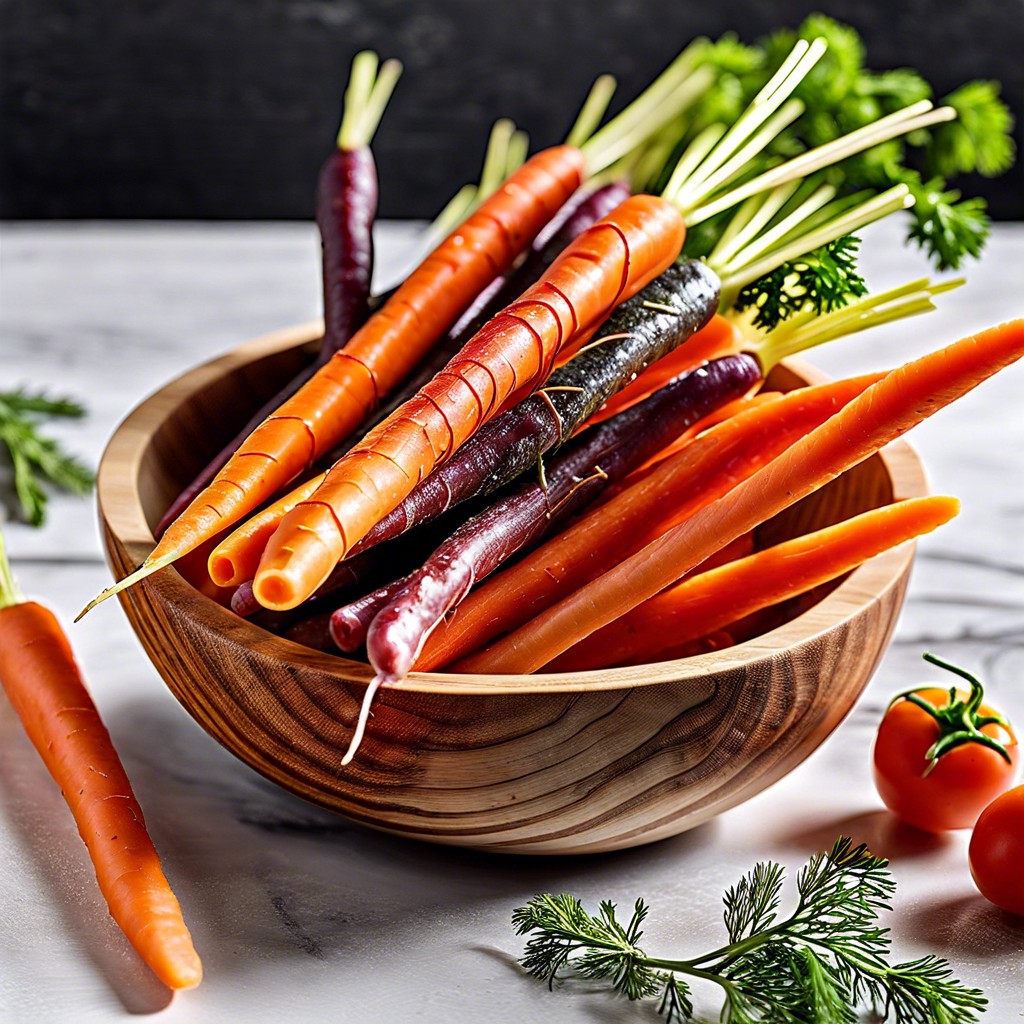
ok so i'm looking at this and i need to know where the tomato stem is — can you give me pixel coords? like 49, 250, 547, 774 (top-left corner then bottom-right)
891, 653, 1015, 772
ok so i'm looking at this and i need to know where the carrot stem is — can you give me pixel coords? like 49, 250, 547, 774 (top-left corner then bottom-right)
565, 74, 618, 149
0, 529, 22, 608
337, 51, 378, 150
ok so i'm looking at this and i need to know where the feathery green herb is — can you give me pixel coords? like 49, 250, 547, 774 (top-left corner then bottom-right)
0, 389, 95, 527
904, 176, 991, 271
514, 837, 986, 1023
734, 235, 868, 331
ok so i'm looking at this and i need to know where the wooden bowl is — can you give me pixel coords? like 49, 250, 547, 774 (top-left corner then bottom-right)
98, 322, 926, 855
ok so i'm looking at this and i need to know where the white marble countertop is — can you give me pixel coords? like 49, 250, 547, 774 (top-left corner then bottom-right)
1, 219, 1023, 1023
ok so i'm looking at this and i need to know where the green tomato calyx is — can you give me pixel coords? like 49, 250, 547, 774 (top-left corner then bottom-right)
887, 652, 1015, 773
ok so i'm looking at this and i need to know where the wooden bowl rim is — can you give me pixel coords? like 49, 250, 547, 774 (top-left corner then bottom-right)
98, 320, 926, 696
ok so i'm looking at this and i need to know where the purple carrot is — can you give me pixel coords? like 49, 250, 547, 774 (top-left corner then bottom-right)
316, 147, 376, 358
346, 259, 719, 556
331, 577, 408, 651
156, 55, 400, 537
338, 353, 760, 672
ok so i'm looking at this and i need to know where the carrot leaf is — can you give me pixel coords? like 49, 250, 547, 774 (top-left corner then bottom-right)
0, 389, 95, 527
904, 177, 990, 271
928, 81, 1016, 179
734, 234, 868, 331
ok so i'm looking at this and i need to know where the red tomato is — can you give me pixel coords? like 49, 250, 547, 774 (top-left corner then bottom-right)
969, 786, 1024, 915
872, 657, 1018, 832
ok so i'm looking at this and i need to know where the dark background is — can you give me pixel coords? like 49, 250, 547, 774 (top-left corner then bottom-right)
2, 0, 1022, 221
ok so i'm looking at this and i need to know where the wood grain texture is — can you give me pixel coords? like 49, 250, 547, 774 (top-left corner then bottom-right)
97, 323, 926, 854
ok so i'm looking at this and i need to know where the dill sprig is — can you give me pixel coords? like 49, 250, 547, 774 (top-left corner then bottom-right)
0, 388, 95, 527
513, 837, 986, 1024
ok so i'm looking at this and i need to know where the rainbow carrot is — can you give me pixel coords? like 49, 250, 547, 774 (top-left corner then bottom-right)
79, 146, 586, 618
252, 194, 687, 610
416, 373, 882, 671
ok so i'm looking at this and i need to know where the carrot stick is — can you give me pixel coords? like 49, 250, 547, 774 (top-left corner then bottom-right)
416, 372, 881, 671
79, 145, 585, 618
548, 495, 960, 671
457, 319, 1024, 673
0, 531, 202, 990
252, 194, 687, 611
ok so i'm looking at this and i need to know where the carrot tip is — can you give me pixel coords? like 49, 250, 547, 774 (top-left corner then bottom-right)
340, 676, 383, 766
75, 556, 174, 621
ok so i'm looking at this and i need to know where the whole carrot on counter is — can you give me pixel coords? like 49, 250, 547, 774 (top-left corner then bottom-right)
0, 530, 202, 991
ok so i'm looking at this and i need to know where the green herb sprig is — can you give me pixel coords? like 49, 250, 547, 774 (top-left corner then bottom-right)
0, 389, 95, 527
514, 837, 986, 1024
734, 234, 868, 331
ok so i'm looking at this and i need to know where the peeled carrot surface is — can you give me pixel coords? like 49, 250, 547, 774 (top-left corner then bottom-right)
253, 194, 688, 610
0, 599, 202, 990
149, 146, 584, 579
416, 372, 881, 671
549, 495, 960, 671
455, 319, 1024, 673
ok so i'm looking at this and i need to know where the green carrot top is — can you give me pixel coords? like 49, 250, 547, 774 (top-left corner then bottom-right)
0, 529, 25, 610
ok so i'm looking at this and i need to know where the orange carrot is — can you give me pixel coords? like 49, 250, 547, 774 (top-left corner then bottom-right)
208, 473, 325, 588
456, 319, 1024, 673
80, 146, 585, 617
416, 373, 881, 671
252, 194, 688, 610
0, 531, 202, 990
548, 495, 960, 671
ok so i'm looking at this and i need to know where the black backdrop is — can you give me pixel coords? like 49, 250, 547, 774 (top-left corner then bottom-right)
3, 0, 1022, 220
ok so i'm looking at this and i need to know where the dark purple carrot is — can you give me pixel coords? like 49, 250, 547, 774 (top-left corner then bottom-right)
334, 352, 760, 671
331, 577, 410, 651
155, 54, 400, 538
343, 259, 719, 557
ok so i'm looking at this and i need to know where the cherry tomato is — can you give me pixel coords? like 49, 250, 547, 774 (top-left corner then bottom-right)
969, 785, 1024, 915
872, 654, 1018, 832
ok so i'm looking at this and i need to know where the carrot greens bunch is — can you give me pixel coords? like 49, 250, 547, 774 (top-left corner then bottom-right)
644, 13, 1015, 273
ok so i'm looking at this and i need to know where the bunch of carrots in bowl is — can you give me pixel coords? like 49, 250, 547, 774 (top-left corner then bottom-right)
86, 17, 1021, 850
